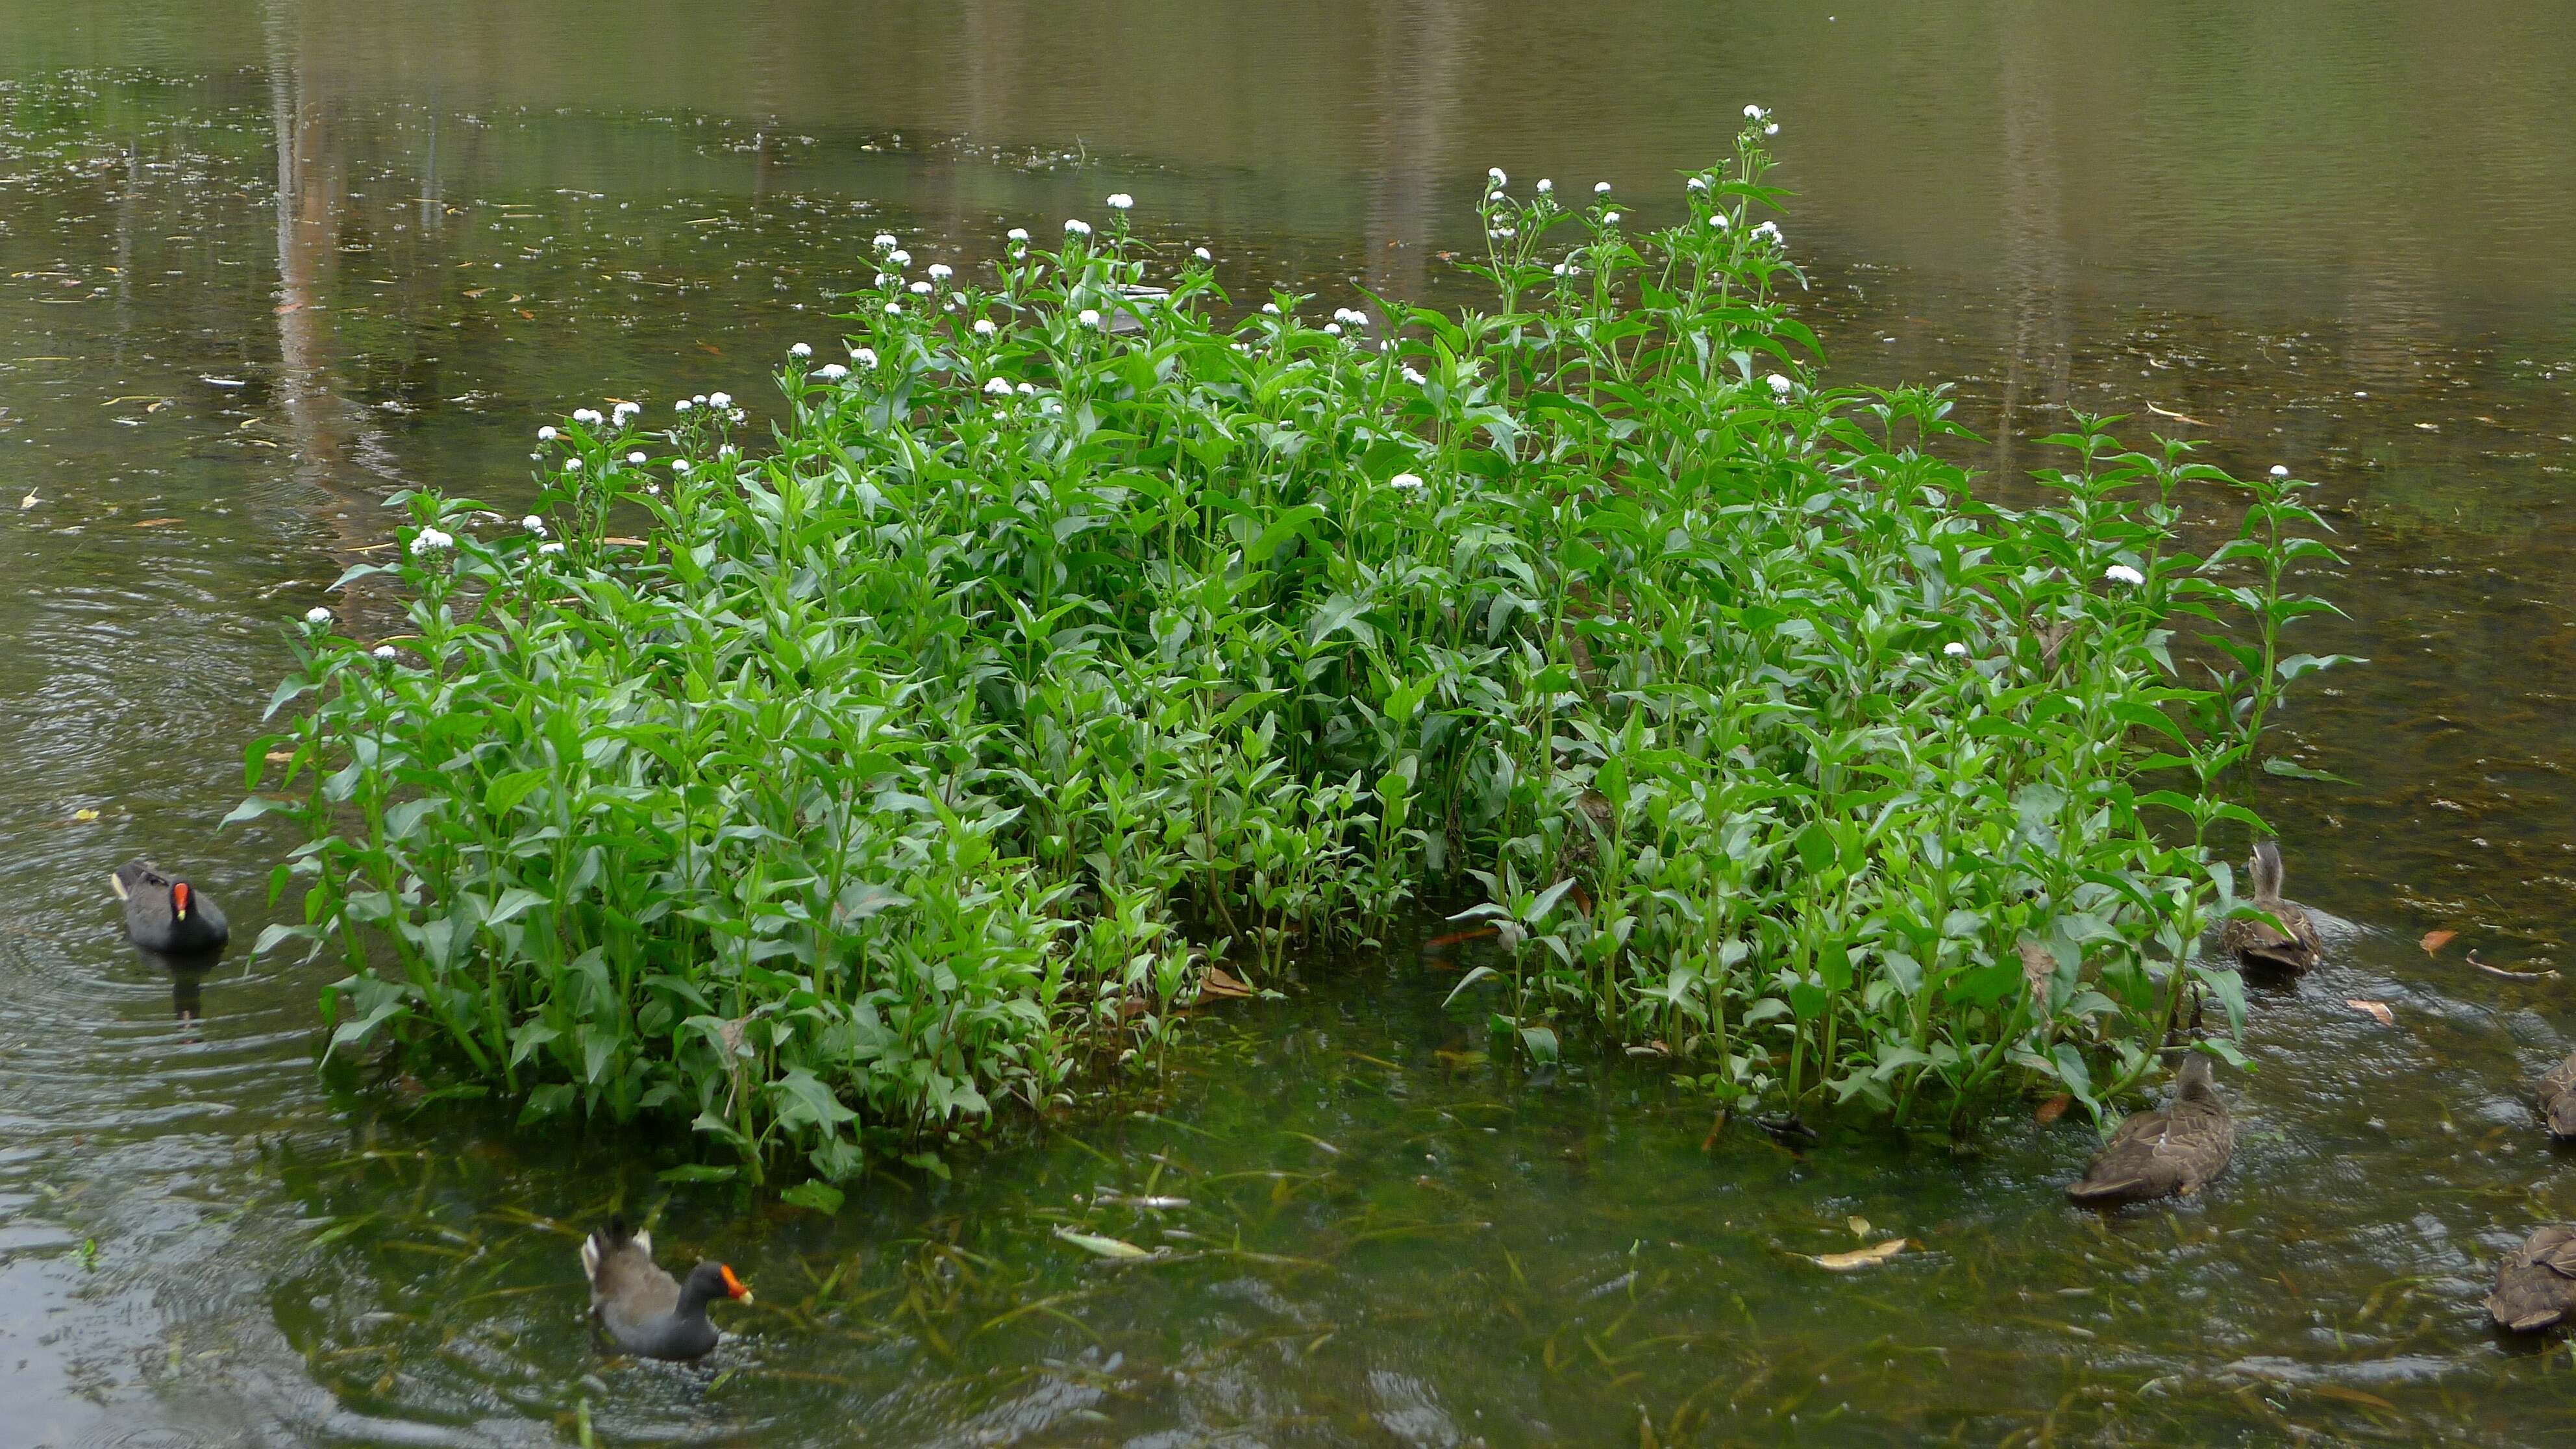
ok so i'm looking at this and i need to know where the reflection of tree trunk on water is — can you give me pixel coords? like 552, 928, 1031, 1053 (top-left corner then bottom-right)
1994, 6, 2070, 483
1364, 0, 1470, 310
264, 0, 407, 538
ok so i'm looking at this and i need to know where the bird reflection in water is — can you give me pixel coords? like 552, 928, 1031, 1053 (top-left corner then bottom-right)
133, 945, 222, 1039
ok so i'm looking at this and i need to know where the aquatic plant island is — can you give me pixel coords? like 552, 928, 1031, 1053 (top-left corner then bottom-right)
236, 116, 2345, 1187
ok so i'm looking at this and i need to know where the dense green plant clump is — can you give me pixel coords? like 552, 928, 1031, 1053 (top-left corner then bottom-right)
244, 116, 2343, 1182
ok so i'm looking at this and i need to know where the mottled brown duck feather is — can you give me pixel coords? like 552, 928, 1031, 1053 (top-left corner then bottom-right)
2488, 1226, 2576, 1333
2065, 1054, 2233, 1207
2218, 841, 2320, 972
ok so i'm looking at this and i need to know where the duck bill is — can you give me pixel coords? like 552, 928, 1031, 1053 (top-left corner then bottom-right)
721, 1265, 753, 1303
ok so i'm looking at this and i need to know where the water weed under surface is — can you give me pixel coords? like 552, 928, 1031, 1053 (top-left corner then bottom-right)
241, 116, 2346, 1182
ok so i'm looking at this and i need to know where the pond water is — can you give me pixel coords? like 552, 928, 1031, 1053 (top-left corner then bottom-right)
4, 2, 2575, 1443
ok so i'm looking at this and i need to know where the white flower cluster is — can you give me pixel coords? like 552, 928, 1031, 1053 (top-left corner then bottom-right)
572, 407, 604, 426
1105, 192, 1133, 211
1389, 472, 1424, 491
410, 527, 454, 556
1331, 307, 1368, 329
2104, 564, 2146, 587
304, 606, 333, 626
1063, 218, 1092, 236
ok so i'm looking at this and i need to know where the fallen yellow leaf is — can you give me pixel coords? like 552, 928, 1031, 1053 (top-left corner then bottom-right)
2035, 1093, 2072, 1123
1813, 1239, 1909, 1271
18, 490, 35, 509
1847, 1215, 1871, 1238
2420, 929, 2457, 955
133, 517, 179, 527
2345, 998, 2394, 1026
1199, 967, 1254, 999
69, 808, 99, 822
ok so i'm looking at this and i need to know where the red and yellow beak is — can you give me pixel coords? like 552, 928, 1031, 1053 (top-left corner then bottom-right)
719, 1265, 753, 1303
171, 882, 192, 920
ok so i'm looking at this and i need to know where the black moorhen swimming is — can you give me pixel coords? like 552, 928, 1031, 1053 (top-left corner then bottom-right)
2065, 1052, 2234, 1207
2489, 1226, 2576, 1333
580, 1217, 751, 1361
111, 860, 229, 956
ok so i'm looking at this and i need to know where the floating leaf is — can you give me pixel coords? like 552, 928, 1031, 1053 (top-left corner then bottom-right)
780, 1181, 844, 1215
133, 518, 179, 528
1812, 1239, 1909, 1271
18, 490, 34, 509
2346, 998, 2394, 1026
2035, 1093, 2072, 1124
1054, 1228, 1152, 1259
2420, 930, 2457, 956
655, 1163, 739, 1183
68, 808, 99, 823
1198, 967, 1254, 999
1846, 1216, 1871, 1238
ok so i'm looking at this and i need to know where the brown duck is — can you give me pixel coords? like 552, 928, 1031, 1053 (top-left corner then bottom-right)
580, 1218, 752, 1361
2218, 841, 2321, 972
2487, 1226, 2576, 1333
2535, 1053, 2576, 1140
2065, 1052, 2233, 1206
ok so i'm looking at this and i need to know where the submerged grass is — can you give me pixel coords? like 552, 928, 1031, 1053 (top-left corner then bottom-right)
242, 114, 2343, 1181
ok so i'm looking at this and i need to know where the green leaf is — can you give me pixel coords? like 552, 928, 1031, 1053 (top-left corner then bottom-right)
656, 1163, 741, 1184
1518, 1025, 1560, 1063
780, 1180, 846, 1215
1054, 1228, 1152, 1259
2260, 756, 2352, 784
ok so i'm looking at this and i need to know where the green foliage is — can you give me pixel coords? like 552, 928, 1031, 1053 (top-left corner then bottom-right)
242, 116, 2344, 1180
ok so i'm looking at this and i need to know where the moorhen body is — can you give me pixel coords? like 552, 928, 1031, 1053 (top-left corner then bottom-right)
2488, 1226, 2576, 1333
2065, 1052, 2235, 1207
579, 1217, 751, 1361
111, 860, 228, 956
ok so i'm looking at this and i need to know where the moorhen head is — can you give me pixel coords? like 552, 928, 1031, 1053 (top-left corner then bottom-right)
111, 860, 229, 957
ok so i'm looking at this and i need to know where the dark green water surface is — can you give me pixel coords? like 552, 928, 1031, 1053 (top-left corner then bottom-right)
5, 3, 2576, 1444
